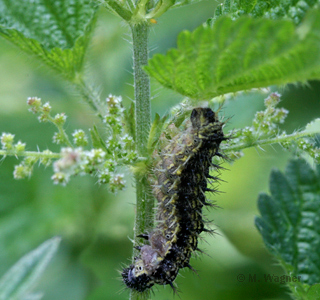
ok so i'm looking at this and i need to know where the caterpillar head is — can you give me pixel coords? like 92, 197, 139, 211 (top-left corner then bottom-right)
191, 107, 216, 129
191, 107, 224, 140
122, 259, 154, 292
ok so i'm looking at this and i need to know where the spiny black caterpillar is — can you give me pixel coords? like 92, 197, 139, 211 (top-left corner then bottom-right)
122, 107, 226, 293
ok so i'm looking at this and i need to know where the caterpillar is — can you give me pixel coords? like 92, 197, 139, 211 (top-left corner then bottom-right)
122, 107, 226, 293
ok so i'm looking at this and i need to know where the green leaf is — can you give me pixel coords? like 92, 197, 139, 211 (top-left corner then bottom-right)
123, 102, 136, 142
102, 0, 203, 21
306, 283, 320, 300
100, 0, 132, 21
146, 0, 175, 19
0, 237, 61, 300
303, 118, 320, 135
211, 0, 320, 25
171, 0, 203, 9
147, 113, 168, 154
145, 8, 320, 100
145, 0, 204, 18
255, 159, 320, 293
0, 0, 97, 81
89, 126, 109, 153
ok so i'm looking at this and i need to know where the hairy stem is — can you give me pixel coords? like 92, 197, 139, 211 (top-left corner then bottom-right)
0, 150, 61, 159
75, 80, 105, 122
0, 129, 312, 163
132, 23, 151, 156
223, 131, 315, 153
130, 22, 153, 300
47, 116, 73, 148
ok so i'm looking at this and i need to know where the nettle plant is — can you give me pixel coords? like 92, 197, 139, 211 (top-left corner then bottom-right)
1, 0, 320, 299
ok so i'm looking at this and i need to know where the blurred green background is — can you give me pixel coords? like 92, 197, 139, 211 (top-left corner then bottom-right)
1, 2, 320, 300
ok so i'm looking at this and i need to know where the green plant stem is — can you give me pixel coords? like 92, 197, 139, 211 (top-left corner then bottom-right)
75, 80, 105, 122
0, 130, 312, 162
47, 116, 73, 148
132, 23, 151, 156
130, 22, 153, 300
223, 131, 315, 153
0, 150, 61, 159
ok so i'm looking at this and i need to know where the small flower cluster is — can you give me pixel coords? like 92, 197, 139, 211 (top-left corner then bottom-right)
51, 147, 126, 191
28, 97, 53, 123
84, 149, 126, 191
253, 93, 288, 134
13, 157, 38, 179
296, 138, 320, 163
72, 129, 88, 147
234, 92, 289, 144
226, 92, 320, 162
1, 133, 26, 153
1, 133, 32, 179
1, 132, 55, 179
102, 95, 137, 164
226, 93, 289, 158
27, 97, 71, 146
104, 95, 124, 125
52, 147, 83, 185
40, 149, 54, 167
2, 95, 136, 193
27, 94, 134, 192
281, 134, 320, 164
82, 148, 106, 174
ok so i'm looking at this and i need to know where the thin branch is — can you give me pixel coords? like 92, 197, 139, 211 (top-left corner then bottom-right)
0, 150, 61, 159
223, 131, 316, 153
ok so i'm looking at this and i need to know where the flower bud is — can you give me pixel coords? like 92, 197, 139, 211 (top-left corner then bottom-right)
27, 97, 42, 113
15, 141, 26, 153
73, 129, 88, 146
1, 133, 15, 150
53, 113, 67, 126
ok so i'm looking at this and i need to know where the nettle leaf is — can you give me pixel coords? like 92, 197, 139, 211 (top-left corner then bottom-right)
306, 283, 320, 300
147, 113, 168, 154
255, 159, 320, 296
145, 0, 175, 19
123, 102, 136, 142
0, 0, 97, 81
145, 8, 320, 100
146, 0, 203, 18
0, 237, 61, 300
99, 0, 133, 21
303, 118, 320, 135
100, 0, 197, 21
212, 0, 320, 25
89, 126, 109, 153
170, 0, 202, 9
